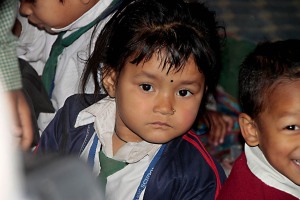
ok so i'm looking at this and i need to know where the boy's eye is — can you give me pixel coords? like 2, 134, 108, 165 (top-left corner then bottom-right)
285, 125, 300, 130
139, 84, 153, 92
177, 89, 192, 97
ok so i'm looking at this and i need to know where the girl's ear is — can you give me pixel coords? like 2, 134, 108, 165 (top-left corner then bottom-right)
239, 113, 259, 147
103, 69, 117, 98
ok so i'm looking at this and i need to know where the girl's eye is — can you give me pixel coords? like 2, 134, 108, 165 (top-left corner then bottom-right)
285, 125, 300, 130
177, 89, 192, 97
139, 84, 153, 92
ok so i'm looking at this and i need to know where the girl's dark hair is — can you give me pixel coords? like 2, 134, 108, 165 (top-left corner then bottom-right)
239, 39, 300, 119
82, 0, 223, 117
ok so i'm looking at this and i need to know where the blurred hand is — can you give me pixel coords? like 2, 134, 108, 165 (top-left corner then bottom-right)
6, 90, 33, 150
205, 110, 234, 146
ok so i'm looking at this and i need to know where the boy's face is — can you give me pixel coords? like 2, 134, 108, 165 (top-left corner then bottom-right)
19, 0, 92, 31
255, 80, 300, 185
105, 53, 205, 144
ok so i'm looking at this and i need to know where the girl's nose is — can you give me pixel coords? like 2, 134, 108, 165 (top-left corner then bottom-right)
153, 94, 175, 115
19, 2, 33, 17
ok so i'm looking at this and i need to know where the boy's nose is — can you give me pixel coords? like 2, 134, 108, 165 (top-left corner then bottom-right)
19, 2, 33, 17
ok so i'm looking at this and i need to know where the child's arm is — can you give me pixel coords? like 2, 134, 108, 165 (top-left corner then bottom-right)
36, 94, 98, 155
0, 0, 33, 150
206, 110, 235, 146
35, 107, 63, 154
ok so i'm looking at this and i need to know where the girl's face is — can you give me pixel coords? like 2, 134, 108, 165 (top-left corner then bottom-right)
255, 80, 300, 185
19, 0, 96, 31
105, 53, 206, 144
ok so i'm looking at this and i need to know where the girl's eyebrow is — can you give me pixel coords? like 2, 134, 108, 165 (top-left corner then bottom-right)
179, 80, 200, 85
133, 71, 159, 80
134, 71, 201, 86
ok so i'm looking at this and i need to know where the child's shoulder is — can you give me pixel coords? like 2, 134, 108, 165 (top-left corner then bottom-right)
62, 94, 106, 114
218, 153, 299, 200
144, 131, 226, 199
54, 94, 106, 131
218, 152, 257, 198
169, 131, 226, 173
164, 131, 226, 178
37, 94, 105, 154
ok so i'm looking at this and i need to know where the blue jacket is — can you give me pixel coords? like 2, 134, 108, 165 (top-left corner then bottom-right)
37, 94, 226, 200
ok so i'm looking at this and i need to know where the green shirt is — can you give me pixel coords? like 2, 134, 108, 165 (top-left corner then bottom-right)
0, 0, 22, 91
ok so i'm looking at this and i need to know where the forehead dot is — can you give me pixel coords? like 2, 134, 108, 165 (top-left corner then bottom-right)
170, 80, 174, 83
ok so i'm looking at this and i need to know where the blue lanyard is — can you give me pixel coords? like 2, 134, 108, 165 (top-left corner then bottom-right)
87, 134, 99, 168
133, 144, 166, 200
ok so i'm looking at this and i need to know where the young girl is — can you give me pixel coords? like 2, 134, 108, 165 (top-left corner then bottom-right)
37, 0, 226, 199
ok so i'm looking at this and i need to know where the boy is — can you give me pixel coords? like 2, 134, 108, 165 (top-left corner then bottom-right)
217, 39, 300, 199
17, 0, 121, 131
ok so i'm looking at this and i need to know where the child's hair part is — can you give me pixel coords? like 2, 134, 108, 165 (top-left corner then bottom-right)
82, 0, 223, 110
239, 39, 300, 119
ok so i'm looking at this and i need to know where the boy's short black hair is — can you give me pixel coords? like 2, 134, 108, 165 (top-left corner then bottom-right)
239, 39, 300, 119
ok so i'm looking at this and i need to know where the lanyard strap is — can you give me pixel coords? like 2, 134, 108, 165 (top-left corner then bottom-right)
88, 135, 166, 199
133, 144, 166, 200
87, 134, 99, 168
